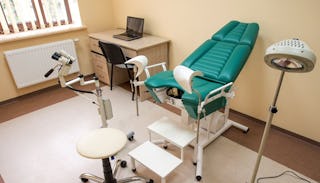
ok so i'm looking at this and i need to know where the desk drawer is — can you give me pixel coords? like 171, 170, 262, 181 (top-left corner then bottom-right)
121, 48, 136, 58
96, 72, 109, 85
91, 52, 109, 84
89, 38, 102, 54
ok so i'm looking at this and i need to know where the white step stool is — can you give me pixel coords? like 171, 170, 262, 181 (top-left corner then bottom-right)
147, 116, 196, 160
128, 141, 182, 183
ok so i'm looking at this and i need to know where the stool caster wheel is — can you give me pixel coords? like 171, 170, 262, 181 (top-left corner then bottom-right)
80, 178, 88, 182
120, 160, 127, 168
196, 175, 202, 181
127, 131, 135, 141
132, 168, 136, 172
193, 162, 197, 166
147, 179, 154, 183
163, 145, 168, 149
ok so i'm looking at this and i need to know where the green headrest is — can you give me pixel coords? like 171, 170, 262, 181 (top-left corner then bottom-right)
211, 20, 259, 48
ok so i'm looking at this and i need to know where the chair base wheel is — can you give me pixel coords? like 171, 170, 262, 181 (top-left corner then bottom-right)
81, 178, 88, 182
196, 175, 202, 181
120, 160, 127, 168
132, 168, 136, 172
147, 179, 154, 183
127, 131, 135, 141
193, 162, 197, 166
163, 145, 168, 149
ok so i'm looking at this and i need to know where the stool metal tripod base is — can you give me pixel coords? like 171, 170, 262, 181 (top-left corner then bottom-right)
80, 172, 152, 183
79, 158, 152, 183
81, 173, 149, 183
80, 173, 104, 183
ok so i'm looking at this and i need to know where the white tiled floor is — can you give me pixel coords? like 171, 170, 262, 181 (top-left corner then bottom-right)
0, 86, 316, 183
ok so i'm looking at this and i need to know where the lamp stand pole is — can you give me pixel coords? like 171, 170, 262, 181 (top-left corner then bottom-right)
250, 71, 285, 183
133, 67, 139, 116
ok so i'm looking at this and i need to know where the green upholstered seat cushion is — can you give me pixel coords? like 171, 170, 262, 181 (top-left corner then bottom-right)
181, 21, 259, 84
181, 40, 251, 84
144, 71, 226, 119
144, 71, 183, 103
144, 71, 182, 90
145, 71, 224, 102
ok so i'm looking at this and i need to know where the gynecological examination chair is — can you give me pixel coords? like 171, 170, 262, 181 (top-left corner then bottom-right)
127, 20, 259, 181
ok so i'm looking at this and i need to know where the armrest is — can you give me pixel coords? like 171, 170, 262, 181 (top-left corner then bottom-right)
125, 56, 168, 87
201, 82, 234, 109
144, 62, 167, 78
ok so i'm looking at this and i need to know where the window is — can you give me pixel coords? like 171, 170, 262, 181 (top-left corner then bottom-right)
0, 0, 82, 35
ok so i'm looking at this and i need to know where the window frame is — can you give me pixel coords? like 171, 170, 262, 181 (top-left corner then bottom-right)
0, 0, 78, 35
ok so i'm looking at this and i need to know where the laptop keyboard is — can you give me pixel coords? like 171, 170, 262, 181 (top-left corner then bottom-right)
113, 32, 141, 41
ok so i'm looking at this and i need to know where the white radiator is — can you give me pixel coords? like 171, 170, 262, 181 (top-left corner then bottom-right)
5, 39, 79, 88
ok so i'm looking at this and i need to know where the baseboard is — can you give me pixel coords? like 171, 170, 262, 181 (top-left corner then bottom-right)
230, 109, 320, 147
0, 84, 61, 105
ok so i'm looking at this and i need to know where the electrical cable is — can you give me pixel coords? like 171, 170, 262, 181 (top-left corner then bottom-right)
66, 85, 99, 106
257, 170, 311, 183
66, 85, 95, 95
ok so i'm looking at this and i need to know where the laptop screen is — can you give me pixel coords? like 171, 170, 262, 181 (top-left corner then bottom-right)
126, 16, 144, 37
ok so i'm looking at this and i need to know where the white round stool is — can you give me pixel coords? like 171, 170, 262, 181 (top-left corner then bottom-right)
77, 128, 152, 183
77, 128, 126, 183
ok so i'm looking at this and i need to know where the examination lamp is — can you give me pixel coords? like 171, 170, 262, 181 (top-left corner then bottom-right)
250, 38, 316, 182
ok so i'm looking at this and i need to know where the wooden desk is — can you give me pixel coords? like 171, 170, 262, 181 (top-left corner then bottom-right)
89, 29, 170, 101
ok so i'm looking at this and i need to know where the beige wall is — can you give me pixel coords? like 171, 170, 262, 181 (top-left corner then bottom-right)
0, 0, 319, 142
110, 0, 320, 141
0, 0, 113, 101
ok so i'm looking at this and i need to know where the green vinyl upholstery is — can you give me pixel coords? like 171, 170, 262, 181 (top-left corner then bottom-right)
145, 20, 259, 119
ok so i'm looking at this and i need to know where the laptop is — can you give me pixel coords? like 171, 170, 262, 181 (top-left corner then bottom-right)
113, 16, 144, 41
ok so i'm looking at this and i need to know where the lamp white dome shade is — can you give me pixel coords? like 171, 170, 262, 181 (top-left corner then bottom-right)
264, 39, 316, 73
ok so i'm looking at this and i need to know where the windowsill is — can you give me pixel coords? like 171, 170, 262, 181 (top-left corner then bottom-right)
0, 24, 87, 44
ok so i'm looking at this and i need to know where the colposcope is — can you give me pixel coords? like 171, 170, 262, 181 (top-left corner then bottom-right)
44, 51, 114, 129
